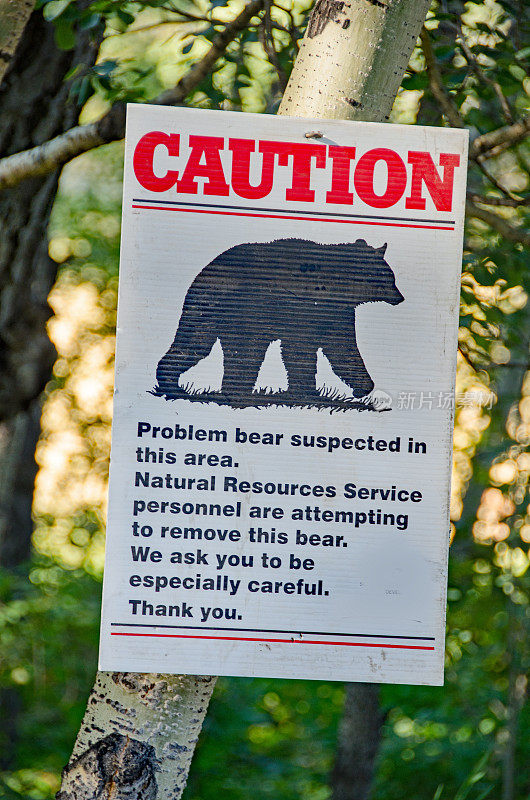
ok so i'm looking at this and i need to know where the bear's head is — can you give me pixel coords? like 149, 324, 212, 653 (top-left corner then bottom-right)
292, 238, 404, 308
337, 239, 404, 307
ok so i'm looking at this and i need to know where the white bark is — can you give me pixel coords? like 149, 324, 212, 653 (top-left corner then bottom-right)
0, 0, 34, 84
57, 673, 216, 800
0, 122, 103, 190
278, 0, 431, 122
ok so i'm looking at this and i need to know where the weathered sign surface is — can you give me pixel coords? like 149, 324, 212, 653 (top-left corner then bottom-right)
98, 104, 468, 684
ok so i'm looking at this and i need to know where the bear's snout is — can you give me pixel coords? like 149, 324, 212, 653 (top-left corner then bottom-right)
389, 287, 405, 305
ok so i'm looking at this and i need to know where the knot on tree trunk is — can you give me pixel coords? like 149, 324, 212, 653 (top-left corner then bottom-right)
57, 732, 158, 800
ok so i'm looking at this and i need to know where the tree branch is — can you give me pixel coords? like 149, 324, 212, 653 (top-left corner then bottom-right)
467, 191, 530, 208
473, 155, 524, 202
0, 0, 264, 192
470, 115, 530, 159
456, 26, 513, 123
259, 0, 288, 93
466, 199, 530, 247
458, 345, 480, 372
421, 26, 530, 161
420, 27, 464, 129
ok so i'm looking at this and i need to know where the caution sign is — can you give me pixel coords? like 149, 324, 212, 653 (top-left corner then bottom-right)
99, 104, 468, 685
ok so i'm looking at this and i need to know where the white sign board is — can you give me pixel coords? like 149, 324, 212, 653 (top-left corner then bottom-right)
99, 104, 468, 685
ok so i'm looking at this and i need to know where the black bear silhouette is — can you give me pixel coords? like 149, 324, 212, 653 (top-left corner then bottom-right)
154, 238, 404, 408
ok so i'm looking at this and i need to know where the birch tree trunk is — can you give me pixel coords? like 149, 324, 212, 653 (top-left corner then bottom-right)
58, 2, 430, 798
57, 673, 217, 800
279, 0, 431, 121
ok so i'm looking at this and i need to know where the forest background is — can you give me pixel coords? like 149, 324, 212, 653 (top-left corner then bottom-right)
0, 0, 529, 799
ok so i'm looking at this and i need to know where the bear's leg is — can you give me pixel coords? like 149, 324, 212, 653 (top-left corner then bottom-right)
280, 345, 319, 404
323, 332, 374, 398
221, 338, 269, 406
156, 328, 217, 398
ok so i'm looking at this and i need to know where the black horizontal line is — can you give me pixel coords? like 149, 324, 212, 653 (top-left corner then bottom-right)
131, 198, 455, 226
110, 622, 435, 641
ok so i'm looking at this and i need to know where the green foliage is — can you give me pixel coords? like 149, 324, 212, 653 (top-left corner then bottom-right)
0, 559, 100, 799
185, 678, 341, 800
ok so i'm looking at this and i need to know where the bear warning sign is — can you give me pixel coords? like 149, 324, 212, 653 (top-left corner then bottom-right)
99, 104, 468, 685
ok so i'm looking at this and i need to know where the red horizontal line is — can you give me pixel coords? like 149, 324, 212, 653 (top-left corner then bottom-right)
131, 204, 454, 231
111, 632, 435, 650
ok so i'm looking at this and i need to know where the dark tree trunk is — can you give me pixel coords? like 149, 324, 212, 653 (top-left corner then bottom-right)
0, 4, 101, 766
0, 403, 41, 568
0, 6, 101, 562
331, 683, 383, 800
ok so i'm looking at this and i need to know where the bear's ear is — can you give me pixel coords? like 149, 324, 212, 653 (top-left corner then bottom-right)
377, 243, 388, 257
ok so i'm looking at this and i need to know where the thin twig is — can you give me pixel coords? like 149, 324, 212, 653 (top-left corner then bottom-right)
272, 3, 300, 52
259, 0, 288, 91
456, 24, 513, 123
458, 345, 479, 371
473, 156, 522, 201
467, 191, 530, 208
466, 199, 530, 247
422, 25, 528, 200
471, 115, 530, 159
420, 27, 465, 128
422, 25, 530, 161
